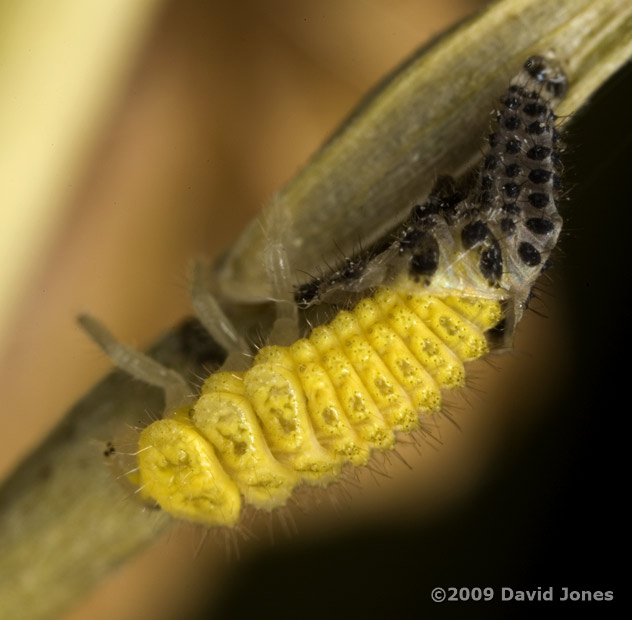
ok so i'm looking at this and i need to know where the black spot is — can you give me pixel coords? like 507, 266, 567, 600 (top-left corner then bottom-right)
481, 175, 493, 190
528, 169, 552, 184
443, 190, 466, 209
500, 218, 516, 234
505, 139, 521, 154
518, 241, 541, 266
479, 239, 503, 282
503, 182, 521, 199
528, 192, 550, 208
409, 232, 440, 277
526, 121, 546, 135
484, 154, 499, 170
504, 116, 521, 130
523, 102, 548, 117
461, 220, 490, 249
526, 145, 551, 161
505, 163, 522, 178
503, 96, 521, 110
427, 186, 465, 223
502, 202, 520, 215
526, 217, 555, 234
489, 132, 499, 147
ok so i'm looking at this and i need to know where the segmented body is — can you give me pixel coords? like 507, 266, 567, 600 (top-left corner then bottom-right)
132, 57, 567, 527
139, 290, 501, 524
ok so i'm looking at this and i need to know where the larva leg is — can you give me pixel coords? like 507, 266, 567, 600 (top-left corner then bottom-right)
190, 260, 251, 370
77, 314, 190, 410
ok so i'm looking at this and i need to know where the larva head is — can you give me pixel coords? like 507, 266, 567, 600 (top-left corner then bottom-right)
137, 412, 242, 526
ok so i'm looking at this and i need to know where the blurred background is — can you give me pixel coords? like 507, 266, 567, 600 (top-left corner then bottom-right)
0, 1, 626, 618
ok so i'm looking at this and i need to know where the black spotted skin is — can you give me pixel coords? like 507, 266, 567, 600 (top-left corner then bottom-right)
296, 56, 567, 344
473, 56, 565, 291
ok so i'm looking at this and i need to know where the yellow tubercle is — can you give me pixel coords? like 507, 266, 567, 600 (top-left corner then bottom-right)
137, 416, 241, 526
308, 326, 395, 451
288, 338, 370, 465
405, 295, 490, 361
442, 295, 504, 331
355, 299, 442, 414
373, 289, 466, 388
329, 309, 417, 431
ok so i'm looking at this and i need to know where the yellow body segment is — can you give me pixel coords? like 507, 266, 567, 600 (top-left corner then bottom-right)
192, 389, 299, 509
137, 415, 242, 526
136, 288, 502, 526
244, 359, 340, 480
308, 329, 394, 450
406, 296, 490, 361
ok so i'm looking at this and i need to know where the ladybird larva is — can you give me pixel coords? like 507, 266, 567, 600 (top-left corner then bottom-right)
136, 289, 502, 525
81, 56, 567, 528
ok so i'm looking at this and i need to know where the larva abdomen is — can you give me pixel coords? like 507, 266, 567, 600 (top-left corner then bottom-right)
137, 288, 502, 526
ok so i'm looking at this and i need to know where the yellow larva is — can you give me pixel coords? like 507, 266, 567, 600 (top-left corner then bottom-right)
83, 56, 567, 529
136, 288, 501, 526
